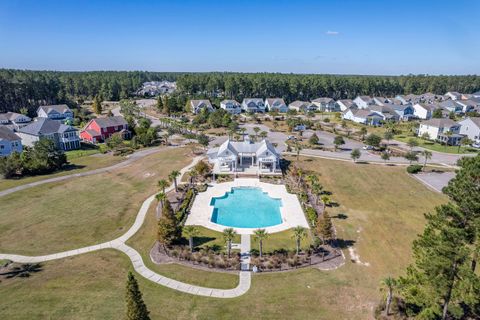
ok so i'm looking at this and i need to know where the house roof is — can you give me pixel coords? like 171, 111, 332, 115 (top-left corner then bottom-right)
415, 103, 437, 112
0, 112, 31, 122
439, 100, 461, 109
242, 98, 264, 105
356, 96, 372, 102
92, 116, 128, 129
289, 100, 312, 108
312, 97, 334, 104
37, 104, 71, 115
421, 118, 458, 128
214, 139, 279, 158
265, 98, 286, 106
220, 99, 240, 105
0, 126, 21, 141
353, 109, 382, 119
190, 100, 212, 109
18, 118, 77, 136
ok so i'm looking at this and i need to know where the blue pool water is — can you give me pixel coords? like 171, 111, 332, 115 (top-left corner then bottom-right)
210, 187, 282, 228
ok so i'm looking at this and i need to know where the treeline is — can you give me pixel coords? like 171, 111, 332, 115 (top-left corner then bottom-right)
2, 69, 480, 115
177, 73, 480, 102
0, 69, 183, 114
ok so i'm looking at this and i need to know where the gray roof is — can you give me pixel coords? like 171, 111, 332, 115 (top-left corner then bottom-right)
352, 109, 382, 118
242, 98, 264, 104
0, 112, 31, 122
221, 99, 240, 105
265, 98, 286, 106
312, 97, 334, 104
214, 139, 278, 158
289, 100, 312, 108
421, 118, 459, 128
0, 126, 21, 141
92, 116, 128, 129
415, 103, 438, 112
37, 104, 71, 115
18, 118, 77, 136
460, 117, 480, 127
190, 100, 212, 109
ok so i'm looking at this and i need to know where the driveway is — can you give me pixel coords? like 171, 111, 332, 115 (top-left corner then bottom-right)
411, 171, 456, 192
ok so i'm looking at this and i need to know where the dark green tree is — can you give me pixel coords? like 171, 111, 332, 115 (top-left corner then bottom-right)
365, 134, 382, 148
125, 272, 150, 320
157, 199, 180, 248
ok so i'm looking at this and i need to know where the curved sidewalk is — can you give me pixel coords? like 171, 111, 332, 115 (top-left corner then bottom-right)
0, 146, 173, 198
0, 155, 252, 298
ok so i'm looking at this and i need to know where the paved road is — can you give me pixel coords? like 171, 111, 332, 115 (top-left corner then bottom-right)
411, 171, 456, 193
0, 146, 174, 198
0, 156, 252, 298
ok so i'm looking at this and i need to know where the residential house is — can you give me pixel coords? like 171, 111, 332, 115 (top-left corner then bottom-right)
413, 103, 438, 120
241, 98, 265, 113
373, 97, 390, 106
37, 104, 74, 120
445, 91, 462, 101
0, 112, 31, 126
207, 138, 280, 174
342, 108, 383, 126
390, 104, 415, 120
368, 105, 399, 122
17, 118, 80, 150
311, 97, 337, 112
265, 98, 288, 113
455, 100, 477, 113
220, 100, 242, 114
136, 81, 176, 96
189, 100, 214, 114
335, 99, 356, 111
353, 96, 374, 109
417, 118, 462, 145
288, 100, 316, 112
458, 117, 480, 143
80, 116, 130, 143
0, 126, 22, 156
439, 100, 463, 114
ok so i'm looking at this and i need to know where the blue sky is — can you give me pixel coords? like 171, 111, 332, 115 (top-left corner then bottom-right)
0, 0, 479, 75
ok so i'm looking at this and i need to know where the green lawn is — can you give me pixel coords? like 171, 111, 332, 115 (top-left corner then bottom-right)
126, 204, 239, 289
0, 147, 192, 255
0, 153, 123, 192
395, 135, 478, 154
251, 228, 312, 254
0, 155, 447, 319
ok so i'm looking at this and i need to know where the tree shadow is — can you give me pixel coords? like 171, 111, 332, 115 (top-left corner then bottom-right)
334, 239, 356, 249
280, 159, 292, 173
332, 213, 348, 220
194, 236, 217, 247
0, 263, 43, 279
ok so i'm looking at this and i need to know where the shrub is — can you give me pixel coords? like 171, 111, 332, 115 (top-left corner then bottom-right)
406, 164, 423, 174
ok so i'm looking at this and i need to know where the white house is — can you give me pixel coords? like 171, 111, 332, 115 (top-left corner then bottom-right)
288, 100, 316, 112
189, 99, 214, 114
265, 98, 288, 113
311, 98, 337, 112
17, 118, 80, 151
417, 118, 462, 145
342, 108, 383, 126
241, 98, 265, 113
37, 104, 74, 120
353, 96, 374, 109
413, 103, 438, 120
458, 117, 480, 143
207, 138, 280, 174
0, 126, 22, 156
445, 91, 462, 101
335, 99, 356, 111
220, 100, 241, 114
369, 105, 399, 122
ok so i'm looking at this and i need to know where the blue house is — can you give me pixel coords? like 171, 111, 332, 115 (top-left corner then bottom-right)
0, 126, 23, 156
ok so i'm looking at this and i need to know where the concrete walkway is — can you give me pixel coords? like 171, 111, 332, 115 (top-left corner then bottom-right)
0, 146, 175, 198
0, 155, 252, 298
240, 235, 251, 271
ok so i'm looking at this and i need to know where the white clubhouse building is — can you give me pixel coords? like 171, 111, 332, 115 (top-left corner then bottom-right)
207, 137, 281, 175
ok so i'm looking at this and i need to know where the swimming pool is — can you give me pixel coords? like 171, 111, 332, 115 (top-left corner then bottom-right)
210, 187, 283, 228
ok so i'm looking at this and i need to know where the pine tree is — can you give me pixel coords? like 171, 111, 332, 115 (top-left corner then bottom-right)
398, 204, 478, 319
92, 95, 103, 115
157, 199, 179, 248
125, 272, 150, 320
156, 95, 163, 112
316, 212, 334, 244
162, 96, 169, 115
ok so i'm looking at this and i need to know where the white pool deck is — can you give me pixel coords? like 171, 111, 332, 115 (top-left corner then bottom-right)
186, 178, 309, 235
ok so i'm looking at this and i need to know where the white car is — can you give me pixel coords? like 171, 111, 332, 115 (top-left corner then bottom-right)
471, 143, 480, 149
363, 145, 374, 150
287, 135, 296, 140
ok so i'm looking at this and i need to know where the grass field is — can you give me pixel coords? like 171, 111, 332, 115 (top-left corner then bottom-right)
395, 135, 478, 154
0, 147, 192, 255
0, 153, 123, 192
0, 155, 447, 319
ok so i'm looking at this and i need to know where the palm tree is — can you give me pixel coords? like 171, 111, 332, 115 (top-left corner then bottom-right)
381, 276, 397, 316
240, 127, 247, 140
222, 228, 237, 258
295, 142, 302, 161
168, 170, 181, 192
312, 183, 323, 205
253, 229, 269, 257
321, 195, 331, 207
157, 179, 169, 194
458, 136, 472, 153
305, 174, 319, 186
188, 169, 198, 187
155, 192, 166, 209
253, 126, 261, 139
421, 150, 432, 171
259, 131, 268, 140
292, 226, 307, 255
183, 225, 199, 252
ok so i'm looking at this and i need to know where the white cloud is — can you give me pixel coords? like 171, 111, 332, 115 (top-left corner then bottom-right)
325, 31, 340, 36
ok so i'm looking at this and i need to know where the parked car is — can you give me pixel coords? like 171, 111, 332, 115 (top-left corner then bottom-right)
363, 145, 374, 150
287, 135, 296, 140
471, 143, 480, 149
